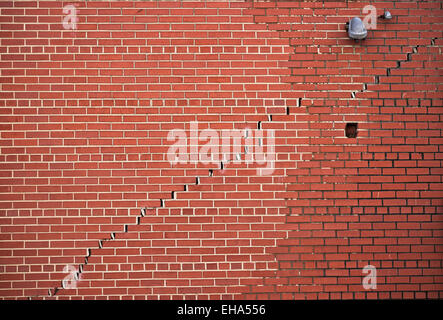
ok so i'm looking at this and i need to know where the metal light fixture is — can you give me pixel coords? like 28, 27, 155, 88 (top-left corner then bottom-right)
346, 17, 367, 40
379, 10, 392, 20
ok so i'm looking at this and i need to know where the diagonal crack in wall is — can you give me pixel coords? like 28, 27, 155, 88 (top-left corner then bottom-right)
351, 37, 439, 99
29, 4, 287, 300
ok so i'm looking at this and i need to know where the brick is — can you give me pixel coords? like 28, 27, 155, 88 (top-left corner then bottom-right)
0, 0, 441, 301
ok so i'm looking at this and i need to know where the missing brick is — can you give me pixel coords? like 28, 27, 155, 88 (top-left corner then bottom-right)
345, 123, 358, 138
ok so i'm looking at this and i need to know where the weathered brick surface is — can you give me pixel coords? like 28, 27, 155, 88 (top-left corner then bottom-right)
0, 0, 442, 299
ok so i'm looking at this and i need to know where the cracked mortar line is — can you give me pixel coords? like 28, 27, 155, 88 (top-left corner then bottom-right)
351, 37, 439, 100
34, 101, 281, 300
32, 1, 311, 300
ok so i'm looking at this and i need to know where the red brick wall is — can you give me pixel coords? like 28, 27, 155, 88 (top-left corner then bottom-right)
0, 0, 442, 299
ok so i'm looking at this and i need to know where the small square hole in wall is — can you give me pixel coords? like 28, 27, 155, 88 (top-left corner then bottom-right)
345, 123, 358, 138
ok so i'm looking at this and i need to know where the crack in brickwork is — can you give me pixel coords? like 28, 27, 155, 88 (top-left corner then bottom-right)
352, 37, 439, 100
29, 8, 285, 300
246, 0, 442, 299
2, 0, 441, 300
